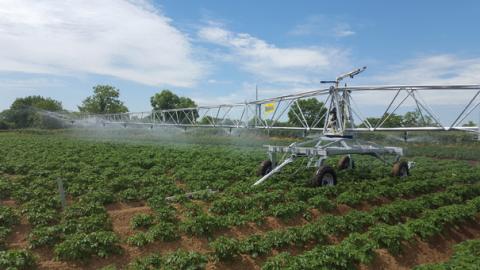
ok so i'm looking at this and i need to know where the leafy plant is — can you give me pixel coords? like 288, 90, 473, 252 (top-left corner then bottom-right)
54, 231, 121, 261
28, 225, 62, 248
128, 253, 163, 270
269, 202, 306, 219
0, 206, 19, 227
0, 178, 12, 199
368, 224, 413, 254
147, 222, 179, 242
131, 214, 156, 229
180, 214, 221, 236
308, 195, 335, 211
127, 232, 151, 247
210, 236, 240, 261
0, 249, 37, 270
162, 250, 207, 270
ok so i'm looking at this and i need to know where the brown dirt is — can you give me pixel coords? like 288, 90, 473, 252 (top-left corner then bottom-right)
350, 201, 375, 212
175, 180, 187, 189
1, 173, 20, 180
39, 260, 79, 270
20, 190, 480, 270
208, 254, 262, 270
362, 218, 480, 270
1, 199, 17, 207
34, 201, 213, 270
107, 201, 152, 239
6, 216, 30, 249
1, 199, 30, 249
468, 160, 479, 166
335, 203, 353, 215
37, 247, 80, 270
27, 214, 480, 270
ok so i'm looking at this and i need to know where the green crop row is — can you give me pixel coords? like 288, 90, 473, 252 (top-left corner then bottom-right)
0, 132, 478, 268
0, 249, 37, 270
0, 206, 19, 250
414, 239, 480, 270
127, 250, 207, 270
262, 196, 480, 269
176, 173, 480, 238
208, 182, 480, 261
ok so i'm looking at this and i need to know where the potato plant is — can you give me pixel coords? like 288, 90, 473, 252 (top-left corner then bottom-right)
0, 249, 37, 270
0, 131, 479, 269
54, 231, 121, 260
0, 206, 19, 249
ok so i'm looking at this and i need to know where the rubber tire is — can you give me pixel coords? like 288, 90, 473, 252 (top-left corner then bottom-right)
257, 160, 273, 176
337, 155, 351, 170
310, 166, 337, 187
392, 161, 409, 177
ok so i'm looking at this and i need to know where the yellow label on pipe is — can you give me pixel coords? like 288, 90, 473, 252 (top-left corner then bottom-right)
264, 103, 275, 114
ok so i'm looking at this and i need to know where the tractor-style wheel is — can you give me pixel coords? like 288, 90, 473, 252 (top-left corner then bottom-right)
310, 166, 337, 187
392, 161, 409, 177
257, 160, 273, 176
338, 155, 354, 170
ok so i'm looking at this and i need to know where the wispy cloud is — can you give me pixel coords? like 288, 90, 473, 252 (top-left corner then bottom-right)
289, 15, 355, 38
0, 0, 205, 87
333, 23, 356, 37
352, 55, 480, 110
0, 77, 64, 89
197, 23, 349, 84
374, 54, 480, 85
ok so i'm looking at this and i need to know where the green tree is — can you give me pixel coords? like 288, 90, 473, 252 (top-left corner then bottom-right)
462, 120, 476, 127
287, 98, 327, 128
359, 114, 403, 128
199, 116, 234, 125
0, 110, 12, 129
360, 109, 436, 128
402, 109, 434, 127
150, 90, 196, 110
78, 85, 128, 114
2, 96, 64, 129
150, 90, 198, 124
10, 96, 62, 112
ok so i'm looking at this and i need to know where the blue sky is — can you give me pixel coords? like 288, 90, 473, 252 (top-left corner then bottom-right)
0, 0, 479, 123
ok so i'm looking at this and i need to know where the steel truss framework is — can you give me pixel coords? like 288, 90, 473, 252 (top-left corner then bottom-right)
75, 84, 480, 135
71, 69, 480, 186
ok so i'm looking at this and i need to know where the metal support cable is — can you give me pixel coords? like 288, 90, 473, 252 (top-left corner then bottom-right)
457, 102, 480, 126
376, 89, 414, 129
295, 100, 310, 129
450, 90, 480, 128
374, 89, 401, 128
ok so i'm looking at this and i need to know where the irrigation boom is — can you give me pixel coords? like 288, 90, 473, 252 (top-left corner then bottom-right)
74, 84, 479, 134
70, 67, 480, 186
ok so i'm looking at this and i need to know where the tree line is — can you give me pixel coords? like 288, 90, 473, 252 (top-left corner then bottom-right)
0, 85, 197, 129
0, 84, 476, 129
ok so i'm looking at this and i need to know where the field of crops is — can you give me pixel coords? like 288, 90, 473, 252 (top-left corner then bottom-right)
0, 130, 480, 270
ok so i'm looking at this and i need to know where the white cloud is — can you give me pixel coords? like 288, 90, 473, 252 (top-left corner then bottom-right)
375, 54, 480, 85
333, 23, 355, 37
348, 54, 480, 123
0, 77, 64, 89
289, 15, 355, 38
0, 0, 205, 87
197, 24, 348, 83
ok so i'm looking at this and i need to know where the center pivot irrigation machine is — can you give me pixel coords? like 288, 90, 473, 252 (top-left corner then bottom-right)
71, 67, 480, 187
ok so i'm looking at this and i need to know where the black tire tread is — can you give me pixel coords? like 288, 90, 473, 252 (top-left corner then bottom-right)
310, 165, 337, 187
257, 160, 273, 176
392, 160, 409, 177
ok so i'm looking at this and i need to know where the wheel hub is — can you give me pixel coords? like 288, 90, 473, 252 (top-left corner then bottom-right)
321, 173, 335, 186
